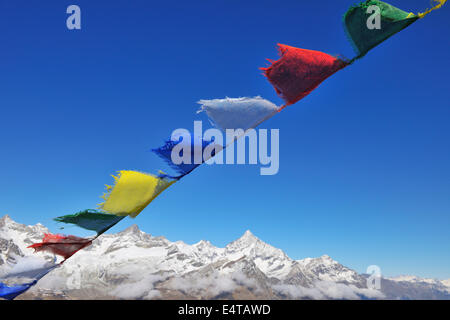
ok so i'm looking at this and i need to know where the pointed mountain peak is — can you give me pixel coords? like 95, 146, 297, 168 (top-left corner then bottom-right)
0, 214, 13, 227
1, 214, 12, 222
120, 224, 142, 235
195, 239, 213, 247
227, 230, 263, 249
240, 230, 257, 240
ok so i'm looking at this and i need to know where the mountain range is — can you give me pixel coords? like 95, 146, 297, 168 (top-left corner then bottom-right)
1, 214, 449, 300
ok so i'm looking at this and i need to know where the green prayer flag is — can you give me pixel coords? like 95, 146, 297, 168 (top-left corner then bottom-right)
343, 0, 418, 60
54, 209, 125, 235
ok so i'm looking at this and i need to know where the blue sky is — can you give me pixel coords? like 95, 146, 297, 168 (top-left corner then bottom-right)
0, 1, 449, 279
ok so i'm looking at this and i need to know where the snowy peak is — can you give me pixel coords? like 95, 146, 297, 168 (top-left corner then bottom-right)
194, 239, 213, 247
0, 214, 12, 226
227, 230, 260, 248
240, 230, 258, 241
296, 254, 361, 284
193, 240, 217, 253
0, 215, 22, 230
0, 214, 48, 244
0, 215, 55, 276
112, 224, 157, 244
388, 275, 450, 292
228, 230, 274, 251
118, 224, 142, 236
224, 230, 294, 279
388, 275, 438, 284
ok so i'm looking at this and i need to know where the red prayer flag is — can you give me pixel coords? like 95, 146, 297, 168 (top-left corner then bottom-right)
28, 233, 93, 261
262, 44, 348, 106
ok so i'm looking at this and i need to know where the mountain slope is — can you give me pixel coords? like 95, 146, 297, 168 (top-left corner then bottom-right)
1, 215, 449, 300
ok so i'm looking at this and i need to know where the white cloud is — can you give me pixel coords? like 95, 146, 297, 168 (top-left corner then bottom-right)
111, 274, 165, 299
273, 281, 385, 300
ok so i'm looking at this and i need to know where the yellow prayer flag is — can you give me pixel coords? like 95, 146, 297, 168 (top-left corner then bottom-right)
99, 170, 175, 218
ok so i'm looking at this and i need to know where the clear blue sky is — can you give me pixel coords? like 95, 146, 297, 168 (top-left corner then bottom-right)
0, 1, 449, 279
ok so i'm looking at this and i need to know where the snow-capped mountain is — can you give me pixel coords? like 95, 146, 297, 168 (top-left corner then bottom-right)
1, 215, 449, 300
387, 275, 450, 294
